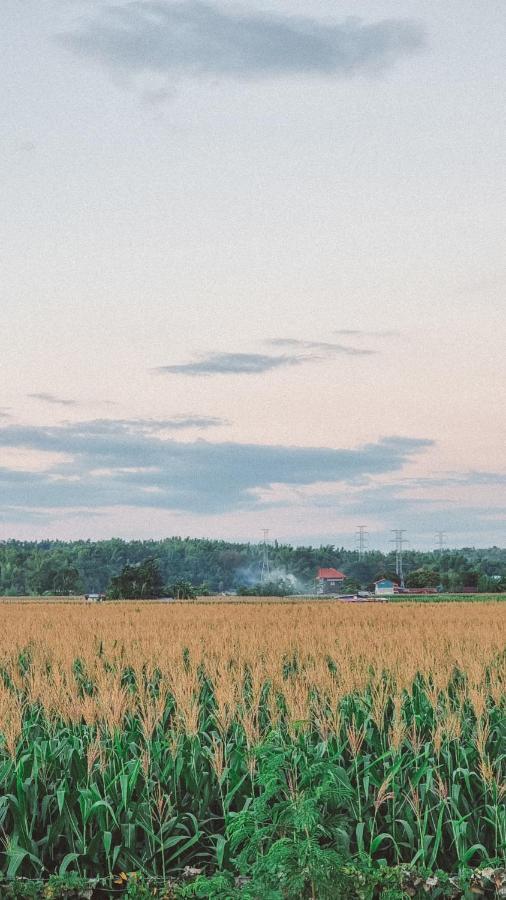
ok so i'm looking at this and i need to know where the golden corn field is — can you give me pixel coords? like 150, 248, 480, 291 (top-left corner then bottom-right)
0, 600, 505, 895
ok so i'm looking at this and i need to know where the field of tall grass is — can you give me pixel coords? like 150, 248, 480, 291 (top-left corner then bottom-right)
0, 601, 504, 897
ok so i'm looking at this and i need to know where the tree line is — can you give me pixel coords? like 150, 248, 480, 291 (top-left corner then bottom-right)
0, 538, 505, 596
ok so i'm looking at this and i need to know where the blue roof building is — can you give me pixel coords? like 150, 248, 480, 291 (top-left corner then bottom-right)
374, 579, 397, 596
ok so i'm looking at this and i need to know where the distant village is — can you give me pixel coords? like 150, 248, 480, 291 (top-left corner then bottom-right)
315, 567, 436, 600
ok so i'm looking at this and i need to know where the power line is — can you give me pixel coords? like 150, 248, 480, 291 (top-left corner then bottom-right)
390, 529, 408, 589
356, 525, 368, 560
260, 528, 271, 584
435, 531, 446, 553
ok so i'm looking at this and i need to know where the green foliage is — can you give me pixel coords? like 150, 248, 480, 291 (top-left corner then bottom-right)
107, 558, 165, 599
237, 581, 294, 597
178, 864, 506, 899
0, 863, 506, 898
341, 578, 361, 593
405, 568, 441, 589
0, 538, 505, 596
227, 737, 351, 898
0, 654, 505, 888
170, 580, 197, 600
0, 874, 95, 898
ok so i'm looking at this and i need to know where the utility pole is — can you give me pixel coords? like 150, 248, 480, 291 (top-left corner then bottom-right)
356, 525, 368, 560
390, 529, 408, 589
435, 531, 446, 553
260, 529, 271, 584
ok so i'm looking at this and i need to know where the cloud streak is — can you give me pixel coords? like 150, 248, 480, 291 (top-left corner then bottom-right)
270, 339, 375, 356
156, 352, 306, 376
66, 416, 230, 432
0, 420, 432, 515
58, 2, 424, 81
29, 393, 78, 407
156, 338, 377, 376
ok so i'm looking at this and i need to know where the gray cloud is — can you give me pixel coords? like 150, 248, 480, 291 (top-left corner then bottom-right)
0, 504, 103, 525
156, 340, 378, 376
57, 2, 424, 80
396, 470, 506, 489
345, 488, 506, 544
287, 472, 506, 545
0, 421, 432, 515
64, 416, 229, 432
270, 338, 375, 356
29, 393, 78, 407
142, 414, 229, 429
0, 505, 56, 524
156, 352, 306, 376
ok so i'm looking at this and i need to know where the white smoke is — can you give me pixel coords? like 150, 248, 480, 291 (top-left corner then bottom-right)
235, 564, 307, 594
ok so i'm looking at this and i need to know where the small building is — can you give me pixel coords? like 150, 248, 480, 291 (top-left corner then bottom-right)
85, 593, 105, 602
374, 579, 397, 597
316, 567, 346, 595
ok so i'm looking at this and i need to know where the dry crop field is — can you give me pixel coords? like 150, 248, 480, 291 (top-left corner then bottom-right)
0, 601, 504, 894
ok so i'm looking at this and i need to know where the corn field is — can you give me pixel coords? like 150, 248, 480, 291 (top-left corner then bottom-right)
0, 601, 504, 893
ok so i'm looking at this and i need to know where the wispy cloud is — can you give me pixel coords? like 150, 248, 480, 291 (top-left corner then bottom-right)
156, 338, 378, 376
28, 393, 78, 407
263, 469, 506, 545
0, 506, 56, 524
142, 414, 229, 429
156, 352, 306, 376
328, 479, 506, 542
270, 339, 375, 356
57, 2, 424, 81
65, 416, 229, 432
395, 470, 506, 489
0, 421, 432, 516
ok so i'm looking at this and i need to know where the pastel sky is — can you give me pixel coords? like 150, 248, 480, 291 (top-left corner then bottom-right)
1, 0, 505, 549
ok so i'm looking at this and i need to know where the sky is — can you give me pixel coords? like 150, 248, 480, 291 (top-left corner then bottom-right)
1, 0, 505, 550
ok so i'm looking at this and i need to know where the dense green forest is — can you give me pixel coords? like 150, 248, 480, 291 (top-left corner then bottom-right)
0, 538, 505, 595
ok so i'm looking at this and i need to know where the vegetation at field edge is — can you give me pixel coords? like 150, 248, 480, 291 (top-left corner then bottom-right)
0, 538, 505, 596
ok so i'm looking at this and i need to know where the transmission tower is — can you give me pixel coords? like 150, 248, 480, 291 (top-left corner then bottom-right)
390, 529, 408, 589
260, 529, 271, 584
435, 531, 446, 553
356, 525, 368, 560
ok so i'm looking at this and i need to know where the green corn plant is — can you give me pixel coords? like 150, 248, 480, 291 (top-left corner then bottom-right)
0, 645, 504, 884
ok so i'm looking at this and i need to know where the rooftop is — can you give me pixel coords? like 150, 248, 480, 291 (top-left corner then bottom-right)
317, 567, 346, 580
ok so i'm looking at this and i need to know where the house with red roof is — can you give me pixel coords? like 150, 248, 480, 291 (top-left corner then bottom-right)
315, 567, 346, 595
